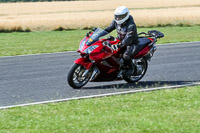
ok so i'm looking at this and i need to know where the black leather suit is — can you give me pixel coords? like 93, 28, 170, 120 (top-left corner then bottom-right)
105, 15, 138, 61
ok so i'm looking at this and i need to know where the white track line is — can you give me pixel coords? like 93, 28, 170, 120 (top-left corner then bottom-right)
0, 41, 199, 58
0, 82, 200, 110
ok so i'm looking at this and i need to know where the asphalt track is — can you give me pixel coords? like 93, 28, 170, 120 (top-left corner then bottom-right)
0, 42, 200, 107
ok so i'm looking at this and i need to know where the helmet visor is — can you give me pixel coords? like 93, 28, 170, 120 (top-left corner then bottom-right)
115, 12, 128, 21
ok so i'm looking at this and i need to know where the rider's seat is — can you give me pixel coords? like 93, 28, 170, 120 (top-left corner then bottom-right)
132, 37, 151, 56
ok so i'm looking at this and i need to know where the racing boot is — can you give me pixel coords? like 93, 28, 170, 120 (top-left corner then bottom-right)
124, 59, 135, 77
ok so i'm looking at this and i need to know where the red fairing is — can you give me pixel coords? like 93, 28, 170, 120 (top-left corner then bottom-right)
90, 52, 112, 62
148, 38, 154, 42
74, 58, 92, 69
109, 40, 120, 44
134, 46, 150, 59
133, 38, 154, 58
90, 41, 104, 53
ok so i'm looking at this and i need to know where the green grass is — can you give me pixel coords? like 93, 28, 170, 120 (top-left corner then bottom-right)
0, 86, 200, 132
0, 26, 200, 56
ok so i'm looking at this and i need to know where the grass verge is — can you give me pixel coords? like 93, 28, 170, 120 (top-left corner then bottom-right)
0, 26, 200, 56
0, 85, 200, 132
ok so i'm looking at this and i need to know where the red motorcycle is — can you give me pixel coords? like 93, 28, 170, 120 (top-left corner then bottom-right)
67, 28, 164, 88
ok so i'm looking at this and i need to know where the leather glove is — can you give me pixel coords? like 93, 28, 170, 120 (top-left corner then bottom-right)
103, 41, 112, 47
111, 44, 121, 51
103, 41, 121, 51
118, 42, 123, 48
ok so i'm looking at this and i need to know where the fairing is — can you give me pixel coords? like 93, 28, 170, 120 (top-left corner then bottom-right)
74, 58, 92, 69
134, 46, 151, 59
76, 28, 155, 81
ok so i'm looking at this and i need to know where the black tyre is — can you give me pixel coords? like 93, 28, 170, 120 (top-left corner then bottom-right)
124, 59, 148, 83
67, 63, 93, 89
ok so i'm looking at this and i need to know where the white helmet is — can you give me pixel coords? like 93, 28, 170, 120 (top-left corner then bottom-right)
114, 6, 129, 25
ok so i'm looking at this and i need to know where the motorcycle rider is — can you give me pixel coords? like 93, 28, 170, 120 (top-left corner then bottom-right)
104, 6, 138, 77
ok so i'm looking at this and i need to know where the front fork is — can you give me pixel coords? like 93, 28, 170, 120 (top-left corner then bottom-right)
74, 57, 99, 81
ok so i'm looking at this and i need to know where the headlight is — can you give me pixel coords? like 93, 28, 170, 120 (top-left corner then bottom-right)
83, 45, 99, 54
79, 38, 86, 51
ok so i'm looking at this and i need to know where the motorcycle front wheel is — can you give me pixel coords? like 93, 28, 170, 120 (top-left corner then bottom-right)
123, 59, 148, 83
67, 63, 93, 89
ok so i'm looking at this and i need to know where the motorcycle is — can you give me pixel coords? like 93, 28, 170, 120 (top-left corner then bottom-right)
67, 28, 164, 88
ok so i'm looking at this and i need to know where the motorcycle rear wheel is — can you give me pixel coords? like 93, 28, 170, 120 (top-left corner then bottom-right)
67, 63, 93, 89
123, 59, 148, 83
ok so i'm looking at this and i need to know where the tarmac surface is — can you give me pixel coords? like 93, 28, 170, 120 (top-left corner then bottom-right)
0, 42, 200, 107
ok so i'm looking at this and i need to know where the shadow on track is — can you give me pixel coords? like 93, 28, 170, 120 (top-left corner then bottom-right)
82, 81, 198, 90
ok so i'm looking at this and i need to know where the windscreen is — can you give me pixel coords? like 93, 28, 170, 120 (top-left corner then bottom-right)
86, 28, 109, 46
